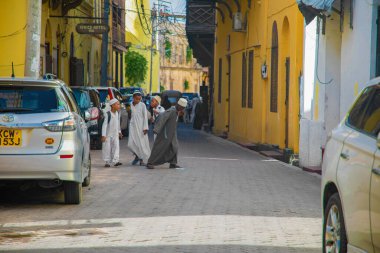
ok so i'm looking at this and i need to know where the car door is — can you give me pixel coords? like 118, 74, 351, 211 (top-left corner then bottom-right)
64, 88, 90, 173
367, 87, 380, 252
337, 85, 379, 252
372, 147, 380, 252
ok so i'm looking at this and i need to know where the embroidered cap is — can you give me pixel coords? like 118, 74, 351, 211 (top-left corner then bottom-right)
177, 98, 188, 108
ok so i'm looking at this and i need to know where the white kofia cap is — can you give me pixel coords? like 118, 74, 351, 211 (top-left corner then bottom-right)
133, 90, 142, 95
177, 98, 188, 108
109, 98, 119, 106
153, 95, 161, 104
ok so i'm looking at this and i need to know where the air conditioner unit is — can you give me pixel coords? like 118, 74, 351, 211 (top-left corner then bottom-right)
233, 12, 246, 32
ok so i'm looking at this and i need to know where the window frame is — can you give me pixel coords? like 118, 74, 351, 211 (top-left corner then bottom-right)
345, 85, 380, 139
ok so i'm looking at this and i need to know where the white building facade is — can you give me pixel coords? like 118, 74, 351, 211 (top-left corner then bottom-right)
299, 0, 380, 168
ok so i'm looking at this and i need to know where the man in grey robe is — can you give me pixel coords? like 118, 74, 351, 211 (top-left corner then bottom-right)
146, 98, 188, 169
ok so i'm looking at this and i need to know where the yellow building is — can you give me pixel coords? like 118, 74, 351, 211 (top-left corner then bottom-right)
0, 0, 103, 86
160, 23, 204, 93
212, 0, 304, 153
125, 0, 160, 93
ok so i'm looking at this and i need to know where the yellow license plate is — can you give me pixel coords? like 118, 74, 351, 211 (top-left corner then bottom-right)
0, 129, 22, 147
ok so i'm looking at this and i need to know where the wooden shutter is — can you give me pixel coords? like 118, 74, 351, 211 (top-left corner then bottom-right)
248, 50, 254, 108
270, 22, 279, 113
242, 53, 247, 108
218, 58, 222, 103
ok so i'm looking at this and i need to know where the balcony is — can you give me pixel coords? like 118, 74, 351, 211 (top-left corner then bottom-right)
186, 0, 215, 67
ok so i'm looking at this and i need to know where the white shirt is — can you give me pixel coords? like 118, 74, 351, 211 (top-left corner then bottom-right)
102, 110, 121, 138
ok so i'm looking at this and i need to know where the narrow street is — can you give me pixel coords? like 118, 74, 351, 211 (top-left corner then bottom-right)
0, 125, 322, 253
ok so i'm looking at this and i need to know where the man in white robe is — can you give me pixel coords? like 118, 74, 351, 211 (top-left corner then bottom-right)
128, 91, 151, 165
150, 95, 165, 140
101, 98, 122, 167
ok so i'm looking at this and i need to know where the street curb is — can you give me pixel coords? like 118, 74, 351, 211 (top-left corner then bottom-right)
199, 130, 321, 179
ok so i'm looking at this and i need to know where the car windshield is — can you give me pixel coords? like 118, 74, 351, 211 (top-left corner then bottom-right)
98, 90, 109, 102
0, 86, 69, 114
182, 93, 198, 100
120, 87, 141, 96
72, 89, 91, 109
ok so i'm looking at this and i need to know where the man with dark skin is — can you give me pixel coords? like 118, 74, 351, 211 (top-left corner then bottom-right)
127, 91, 150, 166
146, 98, 187, 169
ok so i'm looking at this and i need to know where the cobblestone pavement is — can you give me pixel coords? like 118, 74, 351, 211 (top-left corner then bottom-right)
0, 124, 322, 253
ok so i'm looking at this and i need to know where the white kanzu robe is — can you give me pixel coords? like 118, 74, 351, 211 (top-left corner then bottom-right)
102, 111, 121, 164
128, 102, 151, 161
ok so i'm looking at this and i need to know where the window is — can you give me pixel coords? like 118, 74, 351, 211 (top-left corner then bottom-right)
270, 22, 279, 113
0, 86, 68, 114
347, 85, 380, 137
248, 50, 254, 108
242, 52, 247, 108
218, 58, 222, 103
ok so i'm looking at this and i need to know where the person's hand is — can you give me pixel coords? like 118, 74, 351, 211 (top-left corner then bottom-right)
101, 136, 107, 143
143, 129, 148, 135
119, 133, 123, 139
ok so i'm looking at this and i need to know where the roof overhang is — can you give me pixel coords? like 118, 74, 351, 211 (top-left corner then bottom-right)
296, 0, 336, 25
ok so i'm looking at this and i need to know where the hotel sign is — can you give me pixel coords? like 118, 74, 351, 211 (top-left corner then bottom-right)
76, 23, 109, 34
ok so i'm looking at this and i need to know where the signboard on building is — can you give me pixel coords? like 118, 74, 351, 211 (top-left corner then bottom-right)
76, 23, 109, 34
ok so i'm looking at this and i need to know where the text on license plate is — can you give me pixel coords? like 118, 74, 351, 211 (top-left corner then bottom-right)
0, 129, 22, 146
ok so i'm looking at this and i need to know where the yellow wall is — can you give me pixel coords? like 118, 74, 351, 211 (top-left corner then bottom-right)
125, 0, 159, 92
0, 1, 27, 77
213, 0, 303, 153
0, 0, 102, 85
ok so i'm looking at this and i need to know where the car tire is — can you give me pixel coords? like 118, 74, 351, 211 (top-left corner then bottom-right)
64, 181, 82, 204
82, 154, 91, 187
323, 192, 347, 253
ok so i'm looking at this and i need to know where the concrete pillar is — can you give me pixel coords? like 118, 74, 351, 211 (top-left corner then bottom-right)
24, 0, 42, 78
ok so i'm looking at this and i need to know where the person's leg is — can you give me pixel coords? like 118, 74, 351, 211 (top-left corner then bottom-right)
132, 152, 140, 165
102, 138, 112, 167
169, 154, 181, 168
113, 137, 122, 166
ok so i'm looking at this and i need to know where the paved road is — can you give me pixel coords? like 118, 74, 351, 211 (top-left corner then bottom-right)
0, 124, 322, 253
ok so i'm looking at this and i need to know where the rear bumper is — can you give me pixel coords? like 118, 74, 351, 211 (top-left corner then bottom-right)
0, 138, 83, 182
0, 154, 81, 182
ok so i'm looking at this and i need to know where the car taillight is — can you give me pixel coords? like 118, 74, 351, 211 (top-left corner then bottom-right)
43, 116, 76, 132
90, 107, 99, 120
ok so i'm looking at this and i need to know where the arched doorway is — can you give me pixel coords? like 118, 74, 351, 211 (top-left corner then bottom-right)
282, 17, 291, 148
270, 21, 278, 113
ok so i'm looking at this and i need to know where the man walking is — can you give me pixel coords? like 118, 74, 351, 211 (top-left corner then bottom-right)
128, 91, 150, 166
146, 98, 187, 169
101, 98, 122, 167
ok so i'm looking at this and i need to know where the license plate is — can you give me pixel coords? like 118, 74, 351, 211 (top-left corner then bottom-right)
0, 129, 22, 147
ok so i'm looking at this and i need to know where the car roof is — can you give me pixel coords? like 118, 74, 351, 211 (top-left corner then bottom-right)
0, 77, 65, 87
90, 86, 117, 90
367, 77, 380, 86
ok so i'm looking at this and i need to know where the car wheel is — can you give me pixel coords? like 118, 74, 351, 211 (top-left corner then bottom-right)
82, 154, 91, 187
64, 181, 82, 204
323, 192, 347, 253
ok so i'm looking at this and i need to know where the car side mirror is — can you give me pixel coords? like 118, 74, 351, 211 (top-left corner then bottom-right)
84, 110, 91, 122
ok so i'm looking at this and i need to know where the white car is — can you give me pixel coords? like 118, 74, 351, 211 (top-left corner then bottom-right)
322, 79, 380, 252
0, 78, 91, 204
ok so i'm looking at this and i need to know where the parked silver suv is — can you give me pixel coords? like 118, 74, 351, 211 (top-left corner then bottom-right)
322, 79, 380, 252
0, 78, 91, 204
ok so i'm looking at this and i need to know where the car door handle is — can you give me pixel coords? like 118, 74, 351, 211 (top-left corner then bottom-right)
373, 168, 380, 176
340, 153, 350, 160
